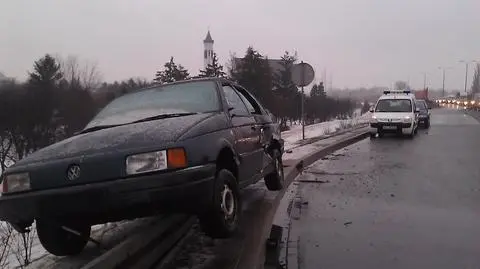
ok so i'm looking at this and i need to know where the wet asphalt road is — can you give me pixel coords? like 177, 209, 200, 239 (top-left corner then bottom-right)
292, 107, 480, 269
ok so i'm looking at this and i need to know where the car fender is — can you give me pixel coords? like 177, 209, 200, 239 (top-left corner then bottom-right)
215, 137, 241, 168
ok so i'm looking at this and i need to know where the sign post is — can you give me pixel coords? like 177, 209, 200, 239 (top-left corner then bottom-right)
292, 61, 315, 140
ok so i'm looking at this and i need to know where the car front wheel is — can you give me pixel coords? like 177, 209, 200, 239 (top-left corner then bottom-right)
199, 169, 240, 239
36, 219, 91, 256
264, 149, 284, 191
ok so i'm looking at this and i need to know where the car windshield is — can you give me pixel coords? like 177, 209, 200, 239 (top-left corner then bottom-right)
375, 99, 412, 112
416, 101, 428, 111
85, 81, 219, 128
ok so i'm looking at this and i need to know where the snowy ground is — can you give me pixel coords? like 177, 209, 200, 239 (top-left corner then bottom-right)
282, 113, 370, 150
2, 112, 371, 268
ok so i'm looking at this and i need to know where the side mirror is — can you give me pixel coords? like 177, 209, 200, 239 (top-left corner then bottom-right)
228, 107, 236, 118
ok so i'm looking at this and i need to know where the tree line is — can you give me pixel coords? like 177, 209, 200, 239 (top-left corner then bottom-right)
0, 48, 357, 166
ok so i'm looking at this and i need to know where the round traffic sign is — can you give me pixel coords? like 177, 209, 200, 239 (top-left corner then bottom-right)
292, 62, 315, 87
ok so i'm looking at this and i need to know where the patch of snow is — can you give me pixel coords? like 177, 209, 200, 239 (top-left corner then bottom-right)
281, 113, 370, 150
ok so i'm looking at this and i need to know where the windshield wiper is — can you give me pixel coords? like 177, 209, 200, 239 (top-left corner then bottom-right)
132, 112, 199, 124
77, 124, 126, 135
77, 113, 198, 135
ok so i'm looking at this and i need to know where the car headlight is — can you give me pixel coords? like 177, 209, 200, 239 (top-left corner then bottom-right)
403, 116, 412, 123
370, 115, 377, 122
471, 100, 475, 105
2, 173, 31, 193
126, 148, 187, 175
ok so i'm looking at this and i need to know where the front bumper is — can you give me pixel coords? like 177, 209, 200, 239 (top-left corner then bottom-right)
370, 122, 413, 134
0, 164, 216, 225
418, 115, 430, 123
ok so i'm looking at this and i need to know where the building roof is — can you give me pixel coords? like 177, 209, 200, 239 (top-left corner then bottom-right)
204, 31, 214, 43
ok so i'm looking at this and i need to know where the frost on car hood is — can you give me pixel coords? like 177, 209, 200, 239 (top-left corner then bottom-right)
15, 112, 215, 165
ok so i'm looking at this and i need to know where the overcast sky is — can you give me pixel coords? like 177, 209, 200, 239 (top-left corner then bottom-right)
1, 0, 479, 90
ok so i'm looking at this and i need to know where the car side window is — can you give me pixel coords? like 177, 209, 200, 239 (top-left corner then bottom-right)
222, 85, 250, 116
235, 87, 263, 115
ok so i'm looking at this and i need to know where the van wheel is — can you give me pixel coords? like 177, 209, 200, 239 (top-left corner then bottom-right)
199, 169, 241, 238
36, 220, 90, 256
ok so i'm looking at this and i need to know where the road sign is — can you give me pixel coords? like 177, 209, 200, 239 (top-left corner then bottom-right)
292, 62, 315, 87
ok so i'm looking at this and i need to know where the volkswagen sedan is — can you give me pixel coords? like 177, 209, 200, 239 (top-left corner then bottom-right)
0, 78, 284, 256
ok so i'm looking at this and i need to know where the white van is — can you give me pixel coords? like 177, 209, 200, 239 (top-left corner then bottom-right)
369, 90, 419, 138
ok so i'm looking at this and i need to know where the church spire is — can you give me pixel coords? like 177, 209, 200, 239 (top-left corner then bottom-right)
204, 31, 214, 43
203, 30, 215, 68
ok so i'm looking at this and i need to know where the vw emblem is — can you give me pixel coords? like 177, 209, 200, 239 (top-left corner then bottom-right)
67, 165, 81, 181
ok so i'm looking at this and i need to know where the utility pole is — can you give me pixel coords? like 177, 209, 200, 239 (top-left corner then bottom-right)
423, 72, 427, 90
459, 60, 477, 95
442, 68, 445, 97
301, 61, 305, 140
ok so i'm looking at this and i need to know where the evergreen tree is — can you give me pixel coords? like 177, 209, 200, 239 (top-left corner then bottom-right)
154, 57, 189, 84
28, 54, 63, 86
230, 47, 273, 107
310, 82, 326, 98
199, 53, 226, 77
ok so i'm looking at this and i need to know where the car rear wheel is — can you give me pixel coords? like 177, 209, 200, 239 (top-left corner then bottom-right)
36, 219, 91, 256
264, 149, 284, 191
199, 169, 240, 239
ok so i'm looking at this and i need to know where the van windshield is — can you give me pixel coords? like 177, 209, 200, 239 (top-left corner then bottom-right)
375, 99, 412, 112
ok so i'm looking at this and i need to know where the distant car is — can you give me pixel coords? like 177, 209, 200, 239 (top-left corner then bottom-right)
369, 90, 419, 138
415, 99, 430, 128
0, 78, 285, 256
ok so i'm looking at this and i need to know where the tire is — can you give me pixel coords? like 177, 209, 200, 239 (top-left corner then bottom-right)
36, 219, 90, 256
369, 133, 376, 139
199, 169, 241, 239
264, 149, 284, 191
378, 131, 384, 138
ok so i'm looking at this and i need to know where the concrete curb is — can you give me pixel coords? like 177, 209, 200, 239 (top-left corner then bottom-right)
278, 131, 369, 269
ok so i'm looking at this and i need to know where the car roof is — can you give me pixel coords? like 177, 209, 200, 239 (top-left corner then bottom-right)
133, 77, 236, 93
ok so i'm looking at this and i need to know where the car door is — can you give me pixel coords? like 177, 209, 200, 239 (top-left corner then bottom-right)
233, 86, 275, 176
221, 84, 260, 187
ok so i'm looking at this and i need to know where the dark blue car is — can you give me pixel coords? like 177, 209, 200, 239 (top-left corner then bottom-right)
0, 78, 285, 256
416, 99, 430, 128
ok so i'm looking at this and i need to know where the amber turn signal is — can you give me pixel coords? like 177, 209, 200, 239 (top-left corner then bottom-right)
167, 148, 188, 169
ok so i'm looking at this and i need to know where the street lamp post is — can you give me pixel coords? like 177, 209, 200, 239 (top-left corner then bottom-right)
420, 72, 427, 90
459, 60, 477, 95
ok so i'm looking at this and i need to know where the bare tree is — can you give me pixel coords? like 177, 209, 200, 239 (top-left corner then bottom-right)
81, 60, 102, 90
8, 227, 36, 268
57, 55, 103, 90
0, 222, 13, 268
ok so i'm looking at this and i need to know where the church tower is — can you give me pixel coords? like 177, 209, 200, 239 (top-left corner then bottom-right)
203, 31, 214, 68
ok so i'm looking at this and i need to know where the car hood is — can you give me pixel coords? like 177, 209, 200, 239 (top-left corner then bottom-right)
14, 112, 216, 166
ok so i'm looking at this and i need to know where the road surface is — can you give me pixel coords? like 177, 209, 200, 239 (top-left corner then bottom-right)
291, 107, 480, 269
